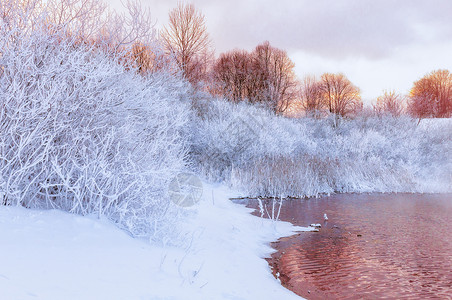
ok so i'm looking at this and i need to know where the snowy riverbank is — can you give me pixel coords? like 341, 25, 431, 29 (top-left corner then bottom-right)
0, 183, 309, 300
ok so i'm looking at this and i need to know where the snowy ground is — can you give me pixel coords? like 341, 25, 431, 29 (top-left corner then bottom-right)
0, 183, 309, 300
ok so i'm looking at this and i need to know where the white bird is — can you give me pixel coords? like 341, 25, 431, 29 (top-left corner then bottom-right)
324, 213, 328, 221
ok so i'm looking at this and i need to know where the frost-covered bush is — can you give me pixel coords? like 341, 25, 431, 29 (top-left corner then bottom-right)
0, 27, 190, 240
191, 98, 452, 197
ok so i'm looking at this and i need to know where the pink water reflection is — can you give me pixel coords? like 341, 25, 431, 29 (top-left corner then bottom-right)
246, 193, 452, 299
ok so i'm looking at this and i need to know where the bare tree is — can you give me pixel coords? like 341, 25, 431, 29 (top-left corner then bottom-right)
320, 73, 362, 117
300, 75, 324, 118
373, 90, 405, 117
212, 42, 297, 114
160, 3, 210, 84
408, 77, 436, 120
266, 45, 298, 113
186, 47, 215, 87
213, 49, 251, 102
250, 41, 297, 114
248, 41, 271, 104
408, 69, 452, 118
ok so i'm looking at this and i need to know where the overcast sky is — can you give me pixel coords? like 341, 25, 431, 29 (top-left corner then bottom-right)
112, 0, 452, 104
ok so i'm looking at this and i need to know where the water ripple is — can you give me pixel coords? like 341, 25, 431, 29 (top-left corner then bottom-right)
252, 193, 452, 299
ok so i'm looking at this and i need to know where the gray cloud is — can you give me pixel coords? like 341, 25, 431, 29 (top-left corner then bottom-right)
176, 0, 452, 60
135, 0, 452, 59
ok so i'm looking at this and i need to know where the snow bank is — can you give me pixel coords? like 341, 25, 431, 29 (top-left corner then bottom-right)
0, 183, 307, 300
190, 98, 452, 197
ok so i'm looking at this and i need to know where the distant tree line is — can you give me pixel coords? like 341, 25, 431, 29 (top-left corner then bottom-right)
158, 3, 451, 119
159, 3, 363, 116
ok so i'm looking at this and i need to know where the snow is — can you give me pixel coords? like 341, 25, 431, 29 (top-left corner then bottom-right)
0, 183, 308, 300
192, 100, 452, 197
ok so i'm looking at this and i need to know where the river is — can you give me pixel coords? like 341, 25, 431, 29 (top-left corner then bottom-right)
236, 193, 452, 299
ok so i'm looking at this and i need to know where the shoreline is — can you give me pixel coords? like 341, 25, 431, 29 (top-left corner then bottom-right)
0, 183, 310, 300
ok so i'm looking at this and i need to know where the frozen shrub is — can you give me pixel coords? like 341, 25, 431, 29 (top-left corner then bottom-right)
0, 27, 189, 239
190, 98, 452, 197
